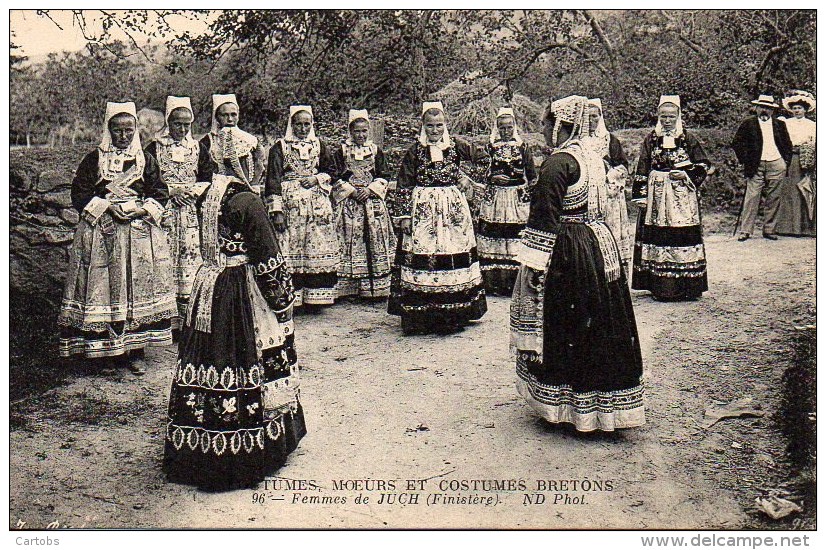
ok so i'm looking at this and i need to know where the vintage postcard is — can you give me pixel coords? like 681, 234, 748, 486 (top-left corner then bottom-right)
6, 5, 817, 540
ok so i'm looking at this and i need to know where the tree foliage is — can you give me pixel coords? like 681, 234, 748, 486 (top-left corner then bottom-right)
14, 8, 817, 144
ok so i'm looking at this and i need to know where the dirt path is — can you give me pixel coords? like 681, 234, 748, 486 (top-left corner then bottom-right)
9, 235, 815, 530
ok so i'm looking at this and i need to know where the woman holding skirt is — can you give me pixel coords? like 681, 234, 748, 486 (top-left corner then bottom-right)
511, 95, 644, 432
477, 107, 536, 295
58, 101, 174, 375
388, 101, 488, 334
332, 109, 396, 299
164, 174, 305, 491
776, 90, 816, 237
631, 95, 710, 301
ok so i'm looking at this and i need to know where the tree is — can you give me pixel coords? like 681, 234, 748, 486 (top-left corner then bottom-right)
24, 9, 818, 135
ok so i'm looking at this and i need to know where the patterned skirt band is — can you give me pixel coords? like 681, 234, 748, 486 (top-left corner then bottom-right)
487, 176, 528, 187
559, 213, 606, 224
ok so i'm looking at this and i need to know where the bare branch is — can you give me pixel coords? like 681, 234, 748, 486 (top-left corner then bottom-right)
579, 10, 618, 72
36, 10, 64, 30
71, 11, 135, 60
659, 10, 707, 57
754, 40, 803, 92
98, 10, 158, 64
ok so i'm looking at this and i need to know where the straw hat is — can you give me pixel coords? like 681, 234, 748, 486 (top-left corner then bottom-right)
751, 94, 781, 109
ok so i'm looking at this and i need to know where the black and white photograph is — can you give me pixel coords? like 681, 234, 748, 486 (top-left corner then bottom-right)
6, 4, 817, 539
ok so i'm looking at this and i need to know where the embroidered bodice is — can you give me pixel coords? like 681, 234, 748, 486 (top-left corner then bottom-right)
414, 144, 462, 187
487, 142, 529, 185
155, 141, 199, 185
280, 139, 320, 179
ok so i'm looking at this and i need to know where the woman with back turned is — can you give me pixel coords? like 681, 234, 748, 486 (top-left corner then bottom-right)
511, 95, 644, 432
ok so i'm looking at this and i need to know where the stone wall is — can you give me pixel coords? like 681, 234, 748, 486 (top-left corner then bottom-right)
10, 145, 92, 307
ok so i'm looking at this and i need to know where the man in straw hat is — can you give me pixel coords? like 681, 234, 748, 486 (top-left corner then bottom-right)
731, 94, 794, 241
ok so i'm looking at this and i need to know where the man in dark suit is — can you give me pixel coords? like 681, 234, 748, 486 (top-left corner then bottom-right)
731, 94, 794, 241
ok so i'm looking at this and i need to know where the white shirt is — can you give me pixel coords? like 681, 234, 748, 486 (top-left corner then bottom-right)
758, 117, 782, 161
782, 117, 816, 147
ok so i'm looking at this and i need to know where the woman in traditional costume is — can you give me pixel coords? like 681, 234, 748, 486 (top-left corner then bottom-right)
476, 107, 536, 295
582, 98, 632, 274
265, 105, 340, 308
145, 96, 214, 331
388, 101, 488, 334
631, 95, 710, 301
58, 102, 174, 375
511, 95, 644, 432
776, 90, 816, 237
200, 94, 265, 194
332, 109, 396, 299
164, 174, 305, 491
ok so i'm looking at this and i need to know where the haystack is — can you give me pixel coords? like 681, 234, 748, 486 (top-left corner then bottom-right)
433, 75, 544, 135
137, 108, 165, 145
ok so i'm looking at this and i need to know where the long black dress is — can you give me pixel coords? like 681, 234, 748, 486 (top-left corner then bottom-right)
164, 179, 305, 490
511, 143, 644, 432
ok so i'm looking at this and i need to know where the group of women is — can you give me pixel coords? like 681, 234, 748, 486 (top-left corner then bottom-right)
55, 88, 813, 491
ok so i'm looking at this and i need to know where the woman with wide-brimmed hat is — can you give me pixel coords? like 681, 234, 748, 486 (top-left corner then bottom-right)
776, 90, 816, 237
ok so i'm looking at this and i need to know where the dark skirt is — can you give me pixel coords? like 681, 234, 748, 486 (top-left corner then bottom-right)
163, 265, 306, 491
387, 238, 487, 332
632, 211, 708, 300
517, 223, 644, 431
775, 153, 816, 237
481, 268, 519, 296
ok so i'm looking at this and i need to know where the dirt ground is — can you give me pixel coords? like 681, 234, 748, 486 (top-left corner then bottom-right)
9, 234, 815, 530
